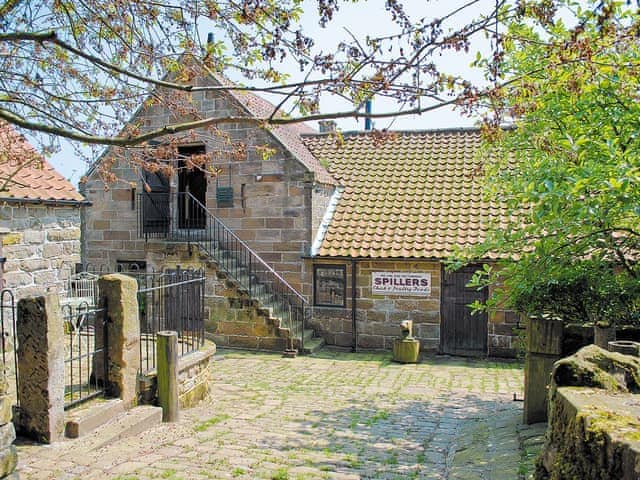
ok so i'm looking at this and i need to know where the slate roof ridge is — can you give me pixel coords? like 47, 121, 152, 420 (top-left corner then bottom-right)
0, 121, 86, 204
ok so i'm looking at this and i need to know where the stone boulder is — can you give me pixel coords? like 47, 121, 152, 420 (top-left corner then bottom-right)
536, 345, 640, 479
551, 344, 640, 393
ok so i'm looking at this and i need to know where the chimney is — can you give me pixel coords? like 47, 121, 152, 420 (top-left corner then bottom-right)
319, 120, 337, 133
365, 100, 373, 131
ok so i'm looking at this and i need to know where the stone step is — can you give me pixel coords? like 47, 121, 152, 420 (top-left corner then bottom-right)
303, 328, 315, 343
65, 398, 125, 439
79, 405, 162, 451
302, 336, 325, 355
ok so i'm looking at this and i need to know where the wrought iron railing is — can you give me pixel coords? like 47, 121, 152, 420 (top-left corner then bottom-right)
137, 191, 307, 352
135, 267, 205, 373
62, 302, 108, 409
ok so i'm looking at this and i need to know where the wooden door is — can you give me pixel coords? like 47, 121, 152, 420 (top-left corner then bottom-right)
141, 171, 170, 235
441, 265, 488, 356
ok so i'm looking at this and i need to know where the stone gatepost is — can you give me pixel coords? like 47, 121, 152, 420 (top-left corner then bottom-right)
99, 274, 140, 408
523, 316, 563, 424
16, 294, 65, 443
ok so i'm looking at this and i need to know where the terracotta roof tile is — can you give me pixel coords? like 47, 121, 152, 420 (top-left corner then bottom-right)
0, 121, 84, 203
303, 129, 509, 259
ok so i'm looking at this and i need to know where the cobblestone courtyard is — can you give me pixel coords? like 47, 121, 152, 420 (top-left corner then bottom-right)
17, 350, 545, 479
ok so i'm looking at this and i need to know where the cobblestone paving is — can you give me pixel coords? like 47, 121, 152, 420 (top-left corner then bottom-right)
17, 350, 546, 480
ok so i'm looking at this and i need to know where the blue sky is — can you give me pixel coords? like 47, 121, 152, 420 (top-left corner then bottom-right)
45, 0, 491, 185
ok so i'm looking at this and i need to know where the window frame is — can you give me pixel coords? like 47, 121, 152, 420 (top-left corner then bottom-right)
313, 264, 347, 307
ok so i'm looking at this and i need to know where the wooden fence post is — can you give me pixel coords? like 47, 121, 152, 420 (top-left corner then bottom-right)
157, 331, 179, 422
524, 316, 563, 424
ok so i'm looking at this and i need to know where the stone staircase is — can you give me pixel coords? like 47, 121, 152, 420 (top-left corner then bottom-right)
167, 192, 324, 355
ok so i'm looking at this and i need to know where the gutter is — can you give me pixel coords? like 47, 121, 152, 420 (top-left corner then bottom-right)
0, 197, 92, 207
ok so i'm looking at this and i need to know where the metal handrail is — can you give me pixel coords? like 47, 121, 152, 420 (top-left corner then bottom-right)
185, 192, 306, 303
139, 191, 307, 351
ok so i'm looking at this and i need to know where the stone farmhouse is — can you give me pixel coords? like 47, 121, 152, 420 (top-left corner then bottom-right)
0, 121, 87, 299
81, 73, 520, 357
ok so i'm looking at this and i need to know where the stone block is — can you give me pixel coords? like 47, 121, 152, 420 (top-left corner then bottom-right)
1, 234, 22, 246
0, 424, 15, 450
16, 294, 65, 443
3, 272, 32, 288
0, 445, 17, 478
358, 334, 384, 350
20, 258, 49, 273
47, 228, 81, 241
22, 230, 44, 244
43, 243, 63, 258
0, 396, 11, 424
415, 323, 440, 340
99, 274, 141, 408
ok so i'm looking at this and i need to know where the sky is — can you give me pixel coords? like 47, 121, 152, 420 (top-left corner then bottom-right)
45, 0, 493, 185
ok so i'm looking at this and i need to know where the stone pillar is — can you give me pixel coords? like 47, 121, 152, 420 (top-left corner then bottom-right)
0, 365, 17, 478
99, 274, 140, 408
523, 316, 563, 424
16, 294, 65, 443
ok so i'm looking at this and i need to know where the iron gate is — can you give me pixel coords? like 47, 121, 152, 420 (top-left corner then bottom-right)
62, 301, 109, 409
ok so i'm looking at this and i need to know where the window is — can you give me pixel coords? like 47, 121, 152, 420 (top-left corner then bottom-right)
314, 264, 346, 307
117, 260, 147, 273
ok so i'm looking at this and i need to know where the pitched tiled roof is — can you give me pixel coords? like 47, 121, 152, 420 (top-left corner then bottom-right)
302, 129, 507, 259
0, 121, 85, 203
212, 74, 335, 185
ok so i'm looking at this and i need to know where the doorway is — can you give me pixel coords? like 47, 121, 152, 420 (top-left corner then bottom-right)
177, 145, 207, 229
441, 265, 488, 356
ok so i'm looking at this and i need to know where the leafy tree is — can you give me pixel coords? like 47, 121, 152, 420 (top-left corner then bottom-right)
465, 0, 640, 326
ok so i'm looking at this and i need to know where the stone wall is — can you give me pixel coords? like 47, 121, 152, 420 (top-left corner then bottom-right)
139, 341, 216, 408
308, 259, 442, 351
0, 203, 81, 298
145, 243, 290, 351
82, 77, 325, 298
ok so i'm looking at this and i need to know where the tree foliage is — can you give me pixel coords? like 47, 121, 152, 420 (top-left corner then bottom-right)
466, 0, 640, 325
0, 0, 500, 151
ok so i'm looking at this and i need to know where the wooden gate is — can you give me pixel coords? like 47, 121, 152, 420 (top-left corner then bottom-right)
441, 265, 488, 356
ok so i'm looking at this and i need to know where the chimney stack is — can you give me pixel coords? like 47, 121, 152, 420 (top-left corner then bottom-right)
319, 120, 337, 133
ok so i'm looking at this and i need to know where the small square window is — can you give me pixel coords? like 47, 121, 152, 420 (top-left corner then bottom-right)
314, 264, 346, 307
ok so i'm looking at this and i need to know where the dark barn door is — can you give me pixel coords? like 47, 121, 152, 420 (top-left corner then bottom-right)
141, 171, 170, 236
441, 265, 488, 356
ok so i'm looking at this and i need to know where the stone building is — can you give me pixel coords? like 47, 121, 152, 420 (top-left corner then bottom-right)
82, 73, 520, 357
302, 129, 519, 357
0, 121, 87, 299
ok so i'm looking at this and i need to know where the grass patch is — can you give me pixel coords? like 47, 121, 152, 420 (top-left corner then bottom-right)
194, 414, 231, 432
271, 467, 289, 480
232, 467, 246, 477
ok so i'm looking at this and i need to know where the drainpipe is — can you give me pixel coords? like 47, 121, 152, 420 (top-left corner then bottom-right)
364, 100, 373, 131
351, 259, 357, 352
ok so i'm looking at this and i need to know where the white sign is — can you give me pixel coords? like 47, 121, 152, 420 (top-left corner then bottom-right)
371, 272, 431, 296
